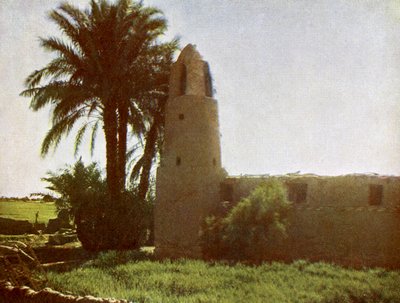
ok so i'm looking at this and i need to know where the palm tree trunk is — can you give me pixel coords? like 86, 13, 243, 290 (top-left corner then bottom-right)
103, 104, 119, 201
137, 120, 158, 200
117, 101, 128, 193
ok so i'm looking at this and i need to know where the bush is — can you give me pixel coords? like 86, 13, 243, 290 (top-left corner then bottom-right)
76, 190, 152, 251
43, 160, 153, 251
200, 179, 291, 262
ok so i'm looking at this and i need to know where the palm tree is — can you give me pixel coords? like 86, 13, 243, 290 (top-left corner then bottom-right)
127, 84, 169, 200
118, 42, 175, 199
126, 44, 173, 199
21, 0, 178, 200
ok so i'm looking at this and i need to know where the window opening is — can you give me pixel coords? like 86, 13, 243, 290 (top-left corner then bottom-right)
179, 65, 187, 96
369, 184, 383, 205
287, 182, 308, 203
204, 62, 213, 97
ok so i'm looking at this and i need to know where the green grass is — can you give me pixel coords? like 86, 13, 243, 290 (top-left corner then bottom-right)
0, 200, 57, 223
45, 251, 400, 303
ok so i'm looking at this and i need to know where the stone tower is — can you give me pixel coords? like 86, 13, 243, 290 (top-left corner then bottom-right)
154, 44, 224, 258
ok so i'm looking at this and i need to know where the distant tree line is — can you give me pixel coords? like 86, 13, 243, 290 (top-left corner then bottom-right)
0, 194, 55, 202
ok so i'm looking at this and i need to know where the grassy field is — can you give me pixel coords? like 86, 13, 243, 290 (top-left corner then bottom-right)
45, 250, 400, 303
0, 200, 57, 223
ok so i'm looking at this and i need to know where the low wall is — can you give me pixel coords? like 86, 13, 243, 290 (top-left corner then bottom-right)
0, 281, 129, 303
221, 174, 400, 268
0, 217, 36, 235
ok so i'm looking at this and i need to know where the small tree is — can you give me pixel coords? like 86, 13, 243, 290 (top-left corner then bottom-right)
43, 160, 105, 220
201, 179, 291, 262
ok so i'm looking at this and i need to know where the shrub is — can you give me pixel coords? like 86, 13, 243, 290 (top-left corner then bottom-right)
200, 215, 228, 260
200, 179, 291, 262
43, 160, 153, 251
76, 190, 152, 251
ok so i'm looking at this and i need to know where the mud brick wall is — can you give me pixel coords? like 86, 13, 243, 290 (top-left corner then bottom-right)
221, 174, 400, 268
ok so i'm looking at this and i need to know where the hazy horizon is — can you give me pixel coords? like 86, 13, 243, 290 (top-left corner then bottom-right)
1, 0, 400, 197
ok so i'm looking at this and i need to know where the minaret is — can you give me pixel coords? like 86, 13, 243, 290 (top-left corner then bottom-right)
154, 44, 224, 258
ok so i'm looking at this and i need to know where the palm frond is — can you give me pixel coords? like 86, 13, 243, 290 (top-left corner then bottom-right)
116, 0, 130, 20
58, 2, 89, 28
40, 37, 83, 68
126, 140, 142, 161
90, 120, 99, 156
23, 57, 76, 89
49, 9, 81, 51
28, 82, 67, 111
20, 87, 40, 98
74, 123, 88, 156
129, 156, 144, 183
27, 81, 87, 113
41, 108, 84, 156
51, 87, 93, 122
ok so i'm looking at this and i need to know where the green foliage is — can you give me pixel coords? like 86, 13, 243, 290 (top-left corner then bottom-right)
76, 190, 152, 251
45, 254, 400, 303
43, 160, 153, 251
199, 216, 227, 261
43, 160, 105, 220
201, 179, 291, 262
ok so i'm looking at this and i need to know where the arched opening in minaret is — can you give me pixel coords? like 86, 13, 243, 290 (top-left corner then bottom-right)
179, 64, 187, 96
176, 156, 181, 166
204, 62, 213, 97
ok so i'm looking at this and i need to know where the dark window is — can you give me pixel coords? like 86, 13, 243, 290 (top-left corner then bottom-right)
287, 182, 308, 203
220, 183, 233, 202
204, 62, 213, 97
369, 184, 383, 205
179, 65, 187, 96
179, 113, 184, 120
213, 158, 216, 166
176, 156, 181, 166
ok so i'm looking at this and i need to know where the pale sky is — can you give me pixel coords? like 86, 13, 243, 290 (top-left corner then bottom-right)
1, 0, 400, 196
